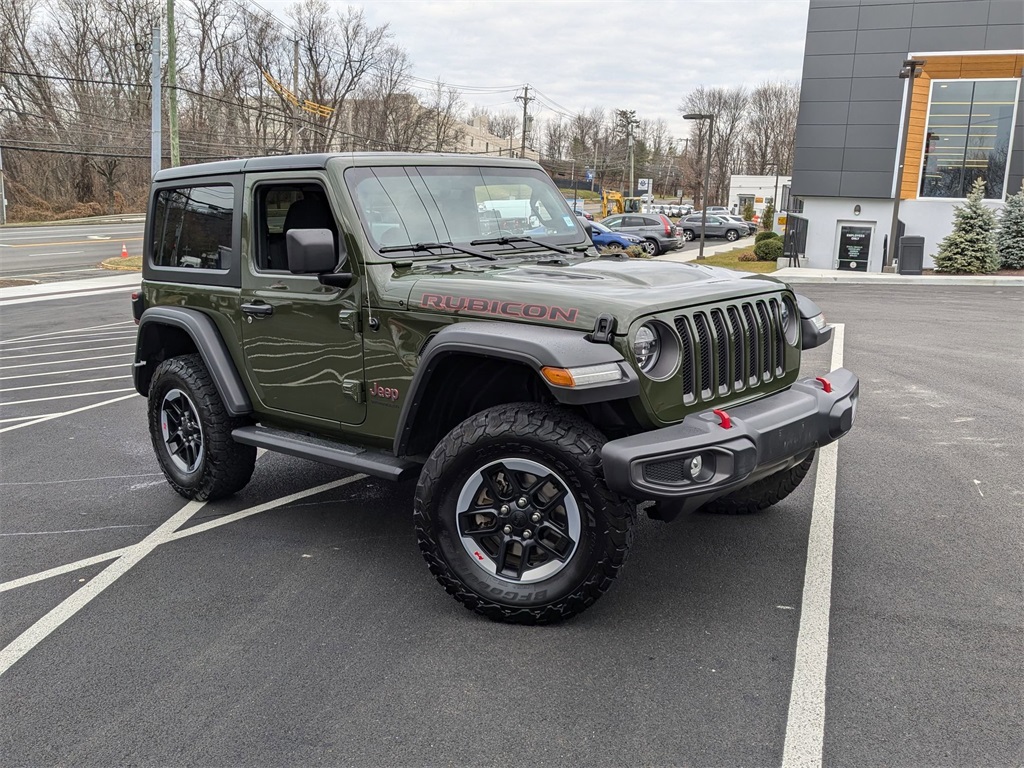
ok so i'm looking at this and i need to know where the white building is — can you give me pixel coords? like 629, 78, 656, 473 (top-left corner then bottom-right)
728, 174, 792, 219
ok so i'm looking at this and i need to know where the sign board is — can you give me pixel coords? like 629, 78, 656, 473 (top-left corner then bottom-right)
755, 196, 764, 203
637, 178, 650, 191
585, 168, 594, 181
837, 225, 871, 272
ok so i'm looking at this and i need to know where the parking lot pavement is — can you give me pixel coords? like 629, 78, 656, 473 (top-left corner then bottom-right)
0, 285, 1020, 766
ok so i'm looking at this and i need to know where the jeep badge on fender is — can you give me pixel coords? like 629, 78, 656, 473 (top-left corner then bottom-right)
131, 153, 858, 624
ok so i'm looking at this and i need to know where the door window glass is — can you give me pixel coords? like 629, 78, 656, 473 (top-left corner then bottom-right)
253, 183, 338, 271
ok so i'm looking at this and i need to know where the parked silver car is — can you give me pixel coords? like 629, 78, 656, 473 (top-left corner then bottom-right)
677, 214, 748, 242
601, 213, 681, 255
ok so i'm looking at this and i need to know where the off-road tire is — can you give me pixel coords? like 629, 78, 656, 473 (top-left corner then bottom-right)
414, 403, 635, 624
148, 354, 256, 501
700, 451, 815, 515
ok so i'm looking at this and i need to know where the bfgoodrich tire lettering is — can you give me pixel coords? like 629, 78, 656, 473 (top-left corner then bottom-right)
414, 403, 635, 624
700, 451, 815, 515
148, 354, 256, 501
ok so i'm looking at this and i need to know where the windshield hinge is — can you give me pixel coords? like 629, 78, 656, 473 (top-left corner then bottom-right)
587, 314, 617, 344
342, 380, 363, 403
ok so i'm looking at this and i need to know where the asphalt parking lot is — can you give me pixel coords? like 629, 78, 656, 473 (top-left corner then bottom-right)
0, 283, 1021, 767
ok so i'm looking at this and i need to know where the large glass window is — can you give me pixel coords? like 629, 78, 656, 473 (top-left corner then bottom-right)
151, 185, 234, 269
919, 79, 1018, 199
345, 165, 584, 253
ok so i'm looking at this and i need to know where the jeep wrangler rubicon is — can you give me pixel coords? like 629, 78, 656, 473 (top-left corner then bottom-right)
132, 153, 858, 624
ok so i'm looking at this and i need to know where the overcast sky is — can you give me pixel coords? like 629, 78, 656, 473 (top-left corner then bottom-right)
259, 0, 811, 143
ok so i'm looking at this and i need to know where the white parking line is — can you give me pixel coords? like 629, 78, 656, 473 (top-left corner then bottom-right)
0, 286, 138, 307
0, 392, 138, 433
0, 375, 131, 394
782, 323, 846, 768
0, 343, 135, 361
3, 352, 134, 370
1, 320, 134, 345
0, 336, 136, 352
1, 329, 137, 347
0, 474, 367, 675
1, 363, 131, 381
0, 387, 137, 408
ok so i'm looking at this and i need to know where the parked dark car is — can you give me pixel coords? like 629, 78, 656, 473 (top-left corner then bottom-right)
601, 213, 681, 255
588, 220, 645, 251
677, 214, 748, 242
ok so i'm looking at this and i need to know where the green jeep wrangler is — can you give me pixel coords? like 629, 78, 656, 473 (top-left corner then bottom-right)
132, 153, 858, 624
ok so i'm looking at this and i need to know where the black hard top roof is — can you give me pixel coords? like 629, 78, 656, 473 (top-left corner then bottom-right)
152, 152, 538, 182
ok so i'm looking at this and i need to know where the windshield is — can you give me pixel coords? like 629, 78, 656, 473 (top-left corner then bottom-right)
345, 165, 585, 255
590, 221, 611, 234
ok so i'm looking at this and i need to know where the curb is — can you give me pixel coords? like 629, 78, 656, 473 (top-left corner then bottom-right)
0, 214, 145, 229
773, 269, 1024, 287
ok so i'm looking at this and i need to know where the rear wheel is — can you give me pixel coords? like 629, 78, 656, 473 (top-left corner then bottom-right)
148, 354, 256, 501
641, 239, 659, 256
683, 229, 695, 241
414, 403, 635, 624
700, 452, 815, 515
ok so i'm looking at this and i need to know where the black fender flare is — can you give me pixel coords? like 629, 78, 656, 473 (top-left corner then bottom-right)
134, 306, 252, 416
393, 321, 639, 455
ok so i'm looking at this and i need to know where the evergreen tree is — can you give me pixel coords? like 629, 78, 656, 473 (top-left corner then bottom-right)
933, 178, 999, 274
996, 187, 1024, 270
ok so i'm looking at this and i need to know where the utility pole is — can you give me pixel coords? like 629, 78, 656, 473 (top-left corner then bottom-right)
167, 0, 179, 167
291, 38, 300, 155
887, 58, 926, 269
0, 145, 6, 226
515, 85, 532, 159
151, 24, 162, 178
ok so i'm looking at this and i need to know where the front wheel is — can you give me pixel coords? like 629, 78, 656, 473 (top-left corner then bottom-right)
726, 229, 739, 242
414, 403, 635, 624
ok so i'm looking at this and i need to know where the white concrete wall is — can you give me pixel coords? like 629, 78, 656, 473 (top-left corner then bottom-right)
798, 196, 1007, 271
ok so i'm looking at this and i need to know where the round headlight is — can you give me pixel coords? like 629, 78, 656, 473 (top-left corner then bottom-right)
781, 296, 799, 346
633, 324, 660, 372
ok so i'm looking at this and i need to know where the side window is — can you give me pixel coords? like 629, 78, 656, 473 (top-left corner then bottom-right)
253, 182, 338, 272
151, 185, 234, 269
623, 216, 644, 228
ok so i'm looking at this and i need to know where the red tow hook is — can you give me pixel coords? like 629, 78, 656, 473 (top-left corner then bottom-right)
815, 376, 833, 393
712, 409, 732, 429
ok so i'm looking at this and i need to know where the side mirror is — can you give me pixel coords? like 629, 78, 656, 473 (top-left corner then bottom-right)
286, 228, 339, 274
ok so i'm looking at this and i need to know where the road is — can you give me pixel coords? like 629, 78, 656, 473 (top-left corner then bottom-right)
0, 283, 1020, 767
0, 220, 145, 280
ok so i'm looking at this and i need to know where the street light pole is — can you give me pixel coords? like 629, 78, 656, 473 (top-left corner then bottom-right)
887, 58, 926, 270
684, 113, 715, 261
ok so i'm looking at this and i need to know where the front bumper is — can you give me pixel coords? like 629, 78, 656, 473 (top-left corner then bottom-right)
602, 368, 858, 503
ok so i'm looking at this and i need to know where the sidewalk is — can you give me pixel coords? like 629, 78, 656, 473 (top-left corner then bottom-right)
656, 246, 1024, 287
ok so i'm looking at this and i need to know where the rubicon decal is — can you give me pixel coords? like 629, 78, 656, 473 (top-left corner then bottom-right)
370, 382, 399, 401
420, 293, 579, 323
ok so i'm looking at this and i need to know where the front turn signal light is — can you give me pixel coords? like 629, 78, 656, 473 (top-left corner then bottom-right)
541, 363, 623, 387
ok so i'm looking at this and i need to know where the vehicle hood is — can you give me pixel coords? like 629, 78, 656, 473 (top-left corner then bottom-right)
388, 257, 783, 331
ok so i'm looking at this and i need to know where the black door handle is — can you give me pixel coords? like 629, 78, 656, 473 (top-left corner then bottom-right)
241, 302, 274, 317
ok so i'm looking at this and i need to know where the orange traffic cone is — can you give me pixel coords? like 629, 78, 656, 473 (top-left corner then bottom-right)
120, 243, 129, 258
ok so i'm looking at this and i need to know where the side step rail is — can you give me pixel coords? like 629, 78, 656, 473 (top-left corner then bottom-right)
232, 425, 421, 482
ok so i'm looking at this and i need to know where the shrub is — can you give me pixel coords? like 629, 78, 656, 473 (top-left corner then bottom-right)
996, 187, 1024, 269
933, 178, 999, 274
754, 238, 783, 261
761, 203, 775, 231
626, 245, 649, 259
754, 230, 779, 244
742, 201, 755, 221
737, 251, 757, 262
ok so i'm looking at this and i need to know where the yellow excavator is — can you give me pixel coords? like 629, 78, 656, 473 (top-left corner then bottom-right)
600, 191, 644, 218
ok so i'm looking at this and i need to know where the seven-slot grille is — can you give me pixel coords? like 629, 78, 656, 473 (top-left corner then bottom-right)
672, 296, 787, 403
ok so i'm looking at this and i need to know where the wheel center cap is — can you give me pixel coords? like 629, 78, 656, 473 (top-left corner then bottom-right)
510, 509, 529, 528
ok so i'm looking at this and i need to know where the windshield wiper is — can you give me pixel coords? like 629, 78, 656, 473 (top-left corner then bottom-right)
378, 241, 498, 260
470, 236, 571, 255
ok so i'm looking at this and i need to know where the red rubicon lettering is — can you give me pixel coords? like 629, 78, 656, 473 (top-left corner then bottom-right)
418, 293, 580, 324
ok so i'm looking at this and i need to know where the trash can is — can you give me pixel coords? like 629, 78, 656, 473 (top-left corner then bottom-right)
898, 235, 925, 275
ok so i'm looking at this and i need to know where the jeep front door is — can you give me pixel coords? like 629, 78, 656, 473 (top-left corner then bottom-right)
240, 177, 366, 427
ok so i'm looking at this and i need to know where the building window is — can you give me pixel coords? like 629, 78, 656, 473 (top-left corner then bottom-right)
919, 79, 1019, 200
